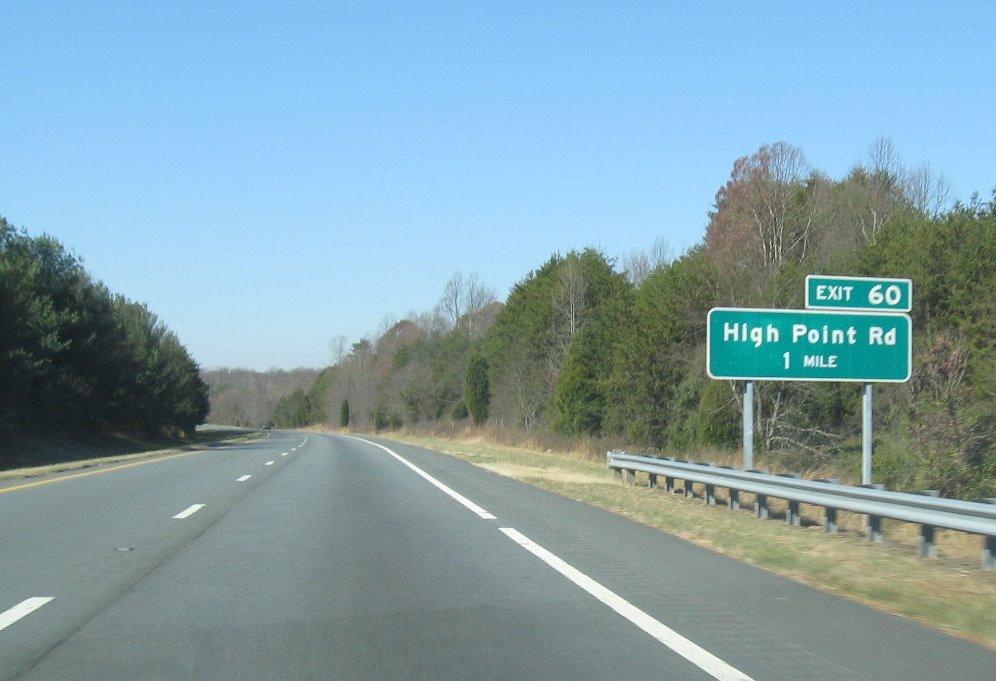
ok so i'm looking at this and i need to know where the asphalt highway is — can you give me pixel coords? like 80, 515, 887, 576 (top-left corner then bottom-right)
1, 432, 992, 680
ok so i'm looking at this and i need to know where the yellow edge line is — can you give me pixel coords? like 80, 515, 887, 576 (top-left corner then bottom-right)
0, 448, 210, 494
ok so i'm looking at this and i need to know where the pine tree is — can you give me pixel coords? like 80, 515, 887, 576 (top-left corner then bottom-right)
465, 353, 490, 426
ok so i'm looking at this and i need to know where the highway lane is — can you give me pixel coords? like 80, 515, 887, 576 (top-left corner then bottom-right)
1, 432, 993, 680
0, 431, 307, 678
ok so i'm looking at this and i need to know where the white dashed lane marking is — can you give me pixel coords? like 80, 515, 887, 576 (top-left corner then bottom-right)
0, 597, 55, 633
172, 504, 205, 519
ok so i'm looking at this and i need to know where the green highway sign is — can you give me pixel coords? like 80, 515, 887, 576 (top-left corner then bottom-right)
707, 307, 912, 382
805, 275, 912, 312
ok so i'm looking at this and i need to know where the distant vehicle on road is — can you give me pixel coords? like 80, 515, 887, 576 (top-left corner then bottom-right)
262, 423, 272, 431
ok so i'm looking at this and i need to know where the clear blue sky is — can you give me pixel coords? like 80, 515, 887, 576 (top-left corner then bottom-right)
2, 2, 993, 370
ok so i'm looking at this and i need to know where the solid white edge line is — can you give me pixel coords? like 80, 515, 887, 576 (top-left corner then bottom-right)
499, 527, 755, 681
172, 503, 206, 519
352, 437, 497, 520
0, 597, 55, 632
236, 475, 252, 482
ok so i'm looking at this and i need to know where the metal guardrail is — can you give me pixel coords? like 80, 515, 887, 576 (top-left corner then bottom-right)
607, 450, 996, 570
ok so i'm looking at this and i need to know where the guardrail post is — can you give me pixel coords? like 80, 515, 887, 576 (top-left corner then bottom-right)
867, 515, 883, 543
984, 536, 996, 571
778, 473, 802, 526
716, 466, 739, 510
699, 464, 716, 505
980, 499, 996, 570
676, 459, 694, 498
862, 483, 885, 542
914, 490, 940, 559
665, 476, 674, 493
755, 494, 768, 520
624, 469, 636, 485
648, 473, 658, 490
919, 525, 938, 558
824, 508, 838, 534
815, 479, 839, 533
746, 468, 767, 521
728, 489, 740, 510
786, 500, 801, 526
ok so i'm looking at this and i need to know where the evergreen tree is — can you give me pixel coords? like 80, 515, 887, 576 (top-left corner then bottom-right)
465, 353, 490, 425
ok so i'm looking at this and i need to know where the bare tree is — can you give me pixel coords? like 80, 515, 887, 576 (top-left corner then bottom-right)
413, 306, 449, 336
622, 251, 652, 286
493, 353, 549, 431
437, 271, 498, 336
648, 237, 673, 270
347, 339, 374, 388
750, 143, 819, 268
376, 314, 398, 341
904, 163, 953, 217
464, 273, 497, 337
623, 237, 673, 286
850, 137, 907, 243
869, 136, 902, 180
707, 142, 821, 272
441, 272, 465, 328
328, 335, 348, 367
850, 138, 951, 244
554, 254, 586, 338
706, 142, 826, 304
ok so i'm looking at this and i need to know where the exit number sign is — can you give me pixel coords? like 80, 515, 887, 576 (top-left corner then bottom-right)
805, 275, 912, 312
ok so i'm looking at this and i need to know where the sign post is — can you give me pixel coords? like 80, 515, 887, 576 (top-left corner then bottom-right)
743, 381, 754, 470
804, 275, 912, 485
862, 384, 873, 485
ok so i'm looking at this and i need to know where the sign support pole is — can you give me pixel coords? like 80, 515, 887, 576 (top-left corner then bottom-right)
862, 383, 873, 485
743, 381, 754, 470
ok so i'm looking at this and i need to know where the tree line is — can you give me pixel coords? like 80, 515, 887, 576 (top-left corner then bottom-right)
202, 367, 321, 428
1, 217, 209, 452
274, 139, 993, 498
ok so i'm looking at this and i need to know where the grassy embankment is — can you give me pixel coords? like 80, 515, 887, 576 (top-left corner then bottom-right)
380, 429, 996, 649
0, 427, 259, 481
